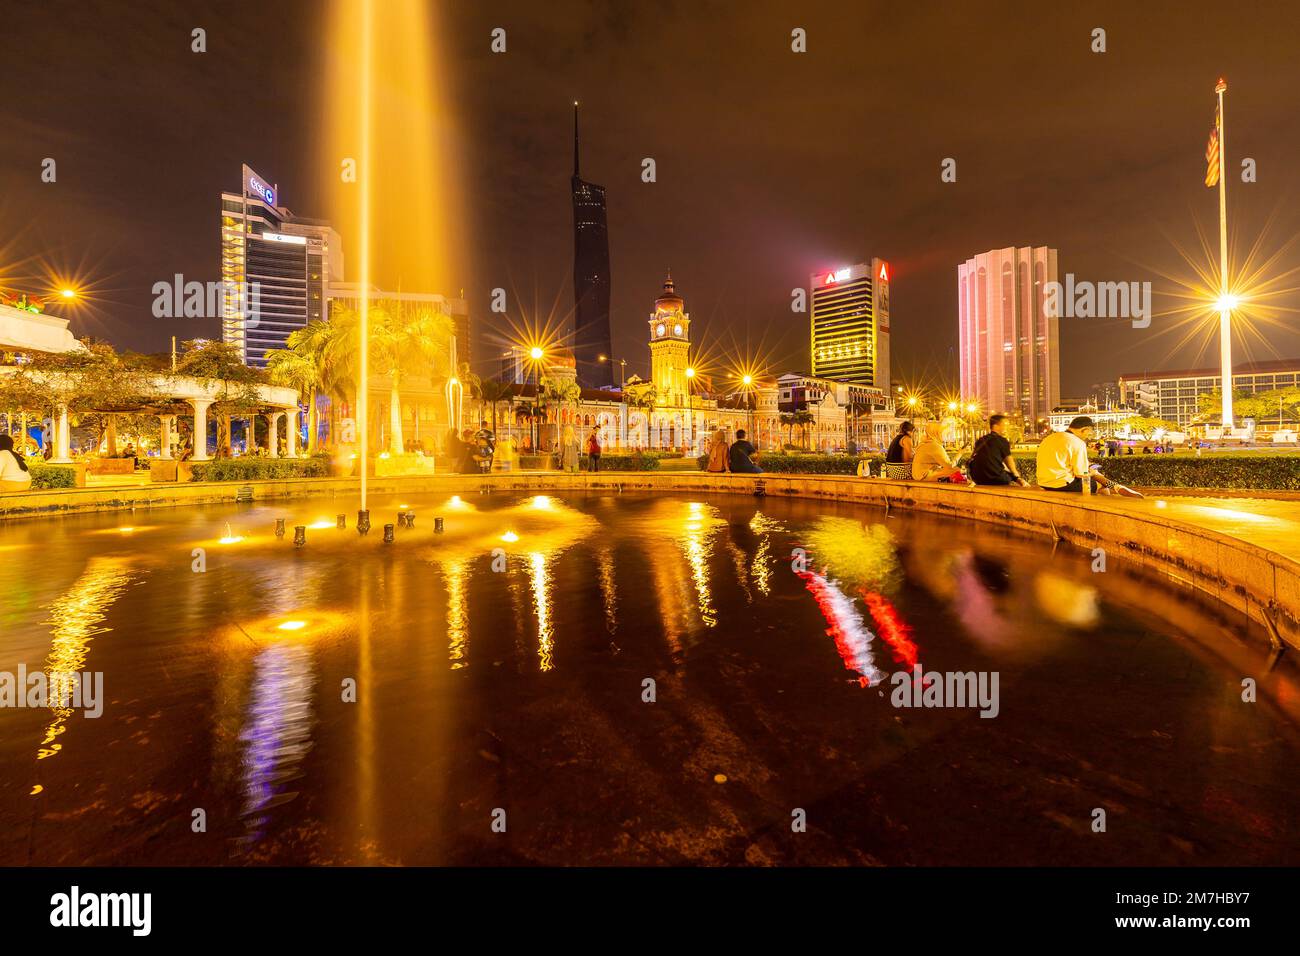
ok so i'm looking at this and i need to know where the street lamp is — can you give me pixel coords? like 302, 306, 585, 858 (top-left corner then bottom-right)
598, 353, 627, 390
527, 346, 546, 453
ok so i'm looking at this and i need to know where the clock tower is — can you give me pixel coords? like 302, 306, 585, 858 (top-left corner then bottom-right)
647, 273, 691, 407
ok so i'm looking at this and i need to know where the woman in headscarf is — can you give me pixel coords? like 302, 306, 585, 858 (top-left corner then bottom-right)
910, 421, 955, 481
559, 424, 581, 473
705, 428, 729, 473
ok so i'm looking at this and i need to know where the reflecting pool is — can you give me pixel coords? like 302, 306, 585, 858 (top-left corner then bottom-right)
1, 492, 1297, 865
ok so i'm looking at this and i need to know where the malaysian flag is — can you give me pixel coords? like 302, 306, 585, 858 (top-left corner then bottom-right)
1205, 102, 1221, 187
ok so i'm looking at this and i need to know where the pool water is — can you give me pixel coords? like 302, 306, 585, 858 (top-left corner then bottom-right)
1, 491, 1297, 865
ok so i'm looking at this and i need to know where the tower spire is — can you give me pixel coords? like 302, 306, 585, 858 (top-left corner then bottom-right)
573, 100, 580, 178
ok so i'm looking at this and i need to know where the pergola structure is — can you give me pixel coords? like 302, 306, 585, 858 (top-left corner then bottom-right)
1, 303, 301, 463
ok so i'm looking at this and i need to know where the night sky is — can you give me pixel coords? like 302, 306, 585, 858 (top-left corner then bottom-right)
4, 0, 1300, 396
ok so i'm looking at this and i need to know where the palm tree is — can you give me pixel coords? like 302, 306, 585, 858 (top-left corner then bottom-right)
478, 379, 515, 436
287, 316, 355, 449
370, 303, 454, 453
263, 347, 317, 454
793, 409, 816, 450
779, 412, 797, 448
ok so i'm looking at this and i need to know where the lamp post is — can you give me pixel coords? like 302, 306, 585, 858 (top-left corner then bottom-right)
529, 345, 545, 453
685, 366, 696, 454
598, 354, 627, 391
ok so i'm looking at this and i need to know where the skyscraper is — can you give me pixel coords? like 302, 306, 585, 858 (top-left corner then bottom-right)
221, 164, 343, 367
958, 246, 1060, 424
809, 259, 891, 390
571, 104, 614, 388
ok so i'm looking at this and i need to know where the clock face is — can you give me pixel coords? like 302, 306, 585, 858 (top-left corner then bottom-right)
656, 323, 665, 336
673, 324, 683, 336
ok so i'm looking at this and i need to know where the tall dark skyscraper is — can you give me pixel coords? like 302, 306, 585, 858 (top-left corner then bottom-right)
571, 103, 614, 388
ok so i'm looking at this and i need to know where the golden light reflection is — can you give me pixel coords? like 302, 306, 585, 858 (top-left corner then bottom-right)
530, 552, 554, 672
500, 531, 519, 543
1033, 572, 1100, 628
36, 557, 135, 766
801, 517, 902, 594
748, 512, 785, 597
442, 559, 469, 669
597, 547, 618, 635
225, 610, 347, 646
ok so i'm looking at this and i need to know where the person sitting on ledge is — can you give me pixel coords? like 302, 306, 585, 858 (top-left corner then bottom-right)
910, 422, 954, 481
1037, 416, 1120, 493
969, 414, 1029, 487
883, 422, 916, 479
0, 435, 33, 492
728, 429, 761, 473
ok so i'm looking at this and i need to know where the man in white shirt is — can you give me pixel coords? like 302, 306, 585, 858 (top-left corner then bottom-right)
1036, 416, 1118, 493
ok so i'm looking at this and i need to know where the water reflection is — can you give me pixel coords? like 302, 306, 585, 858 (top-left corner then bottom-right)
237, 641, 315, 848
530, 551, 554, 672
800, 571, 885, 687
748, 512, 784, 597
36, 557, 135, 765
442, 559, 469, 669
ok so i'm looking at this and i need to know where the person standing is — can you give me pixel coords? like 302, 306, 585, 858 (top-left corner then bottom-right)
705, 428, 729, 473
559, 424, 581, 473
495, 432, 518, 472
473, 420, 496, 473
969, 414, 1029, 487
0, 434, 32, 491
728, 429, 761, 473
586, 426, 602, 472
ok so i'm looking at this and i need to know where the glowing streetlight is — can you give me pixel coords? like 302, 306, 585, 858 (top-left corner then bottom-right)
1215, 293, 1240, 312
741, 374, 753, 386
59, 288, 77, 300
685, 367, 696, 378
529, 346, 545, 361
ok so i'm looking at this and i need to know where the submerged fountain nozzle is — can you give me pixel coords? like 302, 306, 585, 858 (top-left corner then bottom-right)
434, 516, 444, 534
293, 525, 306, 547
357, 510, 371, 535
337, 514, 347, 529
383, 523, 395, 543
275, 517, 286, 538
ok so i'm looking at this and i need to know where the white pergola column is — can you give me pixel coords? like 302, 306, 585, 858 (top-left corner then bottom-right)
285, 409, 299, 457
50, 404, 72, 463
267, 412, 280, 458
159, 414, 173, 460
189, 399, 212, 460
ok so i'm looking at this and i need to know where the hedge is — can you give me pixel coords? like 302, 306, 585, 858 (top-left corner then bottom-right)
188, 457, 330, 482
581, 453, 661, 472
695, 452, 882, 475
29, 463, 77, 489
686, 449, 1300, 490
1082, 453, 1300, 490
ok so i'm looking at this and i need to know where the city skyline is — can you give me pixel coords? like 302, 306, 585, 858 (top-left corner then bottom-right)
3, 1, 1300, 398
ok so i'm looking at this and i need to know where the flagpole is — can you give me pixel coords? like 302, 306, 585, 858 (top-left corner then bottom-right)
1216, 76, 1232, 433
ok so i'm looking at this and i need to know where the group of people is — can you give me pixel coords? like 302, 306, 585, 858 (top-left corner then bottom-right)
704, 428, 762, 474
884, 414, 1131, 494
444, 421, 605, 474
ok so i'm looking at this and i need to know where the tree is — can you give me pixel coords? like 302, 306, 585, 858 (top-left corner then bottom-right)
264, 347, 317, 454
793, 409, 816, 450
369, 303, 455, 453
478, 379, 515, 436
175, 339, 264, 456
